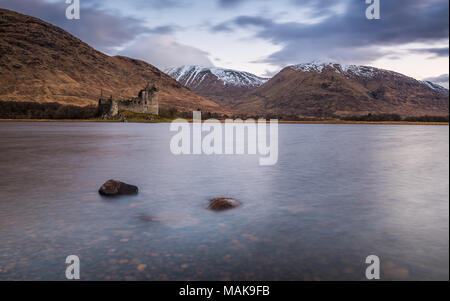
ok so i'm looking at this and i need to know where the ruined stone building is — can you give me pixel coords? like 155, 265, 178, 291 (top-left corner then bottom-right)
98, 84, 159, 118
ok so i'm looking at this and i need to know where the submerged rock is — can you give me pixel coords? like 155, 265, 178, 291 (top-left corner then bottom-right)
98, 179, 138, 196
138, 216, 155, 222
208, 197, 241, 211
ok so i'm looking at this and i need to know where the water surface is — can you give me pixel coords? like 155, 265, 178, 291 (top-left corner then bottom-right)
0, 122, 448, 280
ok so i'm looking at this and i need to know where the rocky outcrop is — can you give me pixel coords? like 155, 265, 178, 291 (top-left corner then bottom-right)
98, 179, 138, 196
208, 197, 241, 211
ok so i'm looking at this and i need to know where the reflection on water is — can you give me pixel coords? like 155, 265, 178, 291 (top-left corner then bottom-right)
0, 122, 448, 280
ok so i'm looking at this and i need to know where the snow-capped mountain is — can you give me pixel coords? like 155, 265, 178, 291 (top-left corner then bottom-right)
165, 66, 268, 105
418, 80, 449, 94
166, 66, 268, 87
290, 62, 449, 94
234, 62, 449, 118
164, 62, 448, 118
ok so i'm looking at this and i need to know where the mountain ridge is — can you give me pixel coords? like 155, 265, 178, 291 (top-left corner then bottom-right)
165, 65, 268, 106
0, 8, 232, 114
290, 62, 448, 93
233, 62, 449, 117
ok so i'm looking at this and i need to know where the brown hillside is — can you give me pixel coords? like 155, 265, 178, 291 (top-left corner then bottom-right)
0, 8, 230, 113
235, 63, 449, 117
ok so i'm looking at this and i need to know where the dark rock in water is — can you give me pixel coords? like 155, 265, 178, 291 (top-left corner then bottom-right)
208, 197, 241, 211
99, 179, 138, 196
117, 182, 139, 195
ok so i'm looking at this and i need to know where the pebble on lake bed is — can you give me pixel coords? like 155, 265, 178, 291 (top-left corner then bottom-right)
98, 179, 138, 196
208, 197, 241, 211
137, 264, 147, 272
138, 216, 155, 222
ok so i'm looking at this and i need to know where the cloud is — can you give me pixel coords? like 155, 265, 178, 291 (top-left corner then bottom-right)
290, 0, 350, 17
119, 34, 214, 70
424, 74, 449, 89
148, 25, 179, 35
261, 69, 279, 78
211, 16, 273, 33
409, 47, 449, 58
217, 0, 248, 8
133, 0, 190, 9
88, 0, 192, 10
234, 16, 273, 27
211, 0, 449, 67
211, 22, 234, 32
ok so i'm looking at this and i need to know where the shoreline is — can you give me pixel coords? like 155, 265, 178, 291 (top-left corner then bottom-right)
0, 118, 448, 125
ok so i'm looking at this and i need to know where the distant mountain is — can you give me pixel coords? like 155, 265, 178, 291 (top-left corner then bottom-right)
0, 8, 230, 114
165, 66, 268, 106
234, 62, 449, 117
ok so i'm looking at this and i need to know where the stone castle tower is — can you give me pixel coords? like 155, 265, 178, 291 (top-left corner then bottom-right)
98, 84, 159, 118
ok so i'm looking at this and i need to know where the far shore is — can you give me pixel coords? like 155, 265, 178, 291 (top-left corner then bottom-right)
0, 118, 448, 125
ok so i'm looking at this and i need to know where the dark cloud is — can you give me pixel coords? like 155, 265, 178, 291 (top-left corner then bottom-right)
409, 47, 449, 58
216, 0, 276, 9
211, 22, 234, 32
149, 25, 179, 35
427, 74, 449, 82
217, 0, 246, 8
234, 16, 272, 27
212, 0, 449, 66
217, 0, 340, 11
88, 0, 192, 10
424, 74, 449, 86
290, 0, 350, 17
211, 16, 272, 33
136, 0, 190, 9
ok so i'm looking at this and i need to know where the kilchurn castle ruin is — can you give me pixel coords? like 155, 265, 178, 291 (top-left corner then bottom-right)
98, 84, 159, 118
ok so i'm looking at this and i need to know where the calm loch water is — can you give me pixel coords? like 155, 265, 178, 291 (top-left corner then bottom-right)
0, 122, 448, 280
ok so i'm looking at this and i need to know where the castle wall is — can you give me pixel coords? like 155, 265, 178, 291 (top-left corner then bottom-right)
98, 85, 159, 118
117, 97, 158, 115
111, 100, 119, 116
148, 94, 159, 115
98, 98, 118, 117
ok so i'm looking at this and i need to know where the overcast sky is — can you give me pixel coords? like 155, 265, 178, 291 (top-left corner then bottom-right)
1, 0, 449, 87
